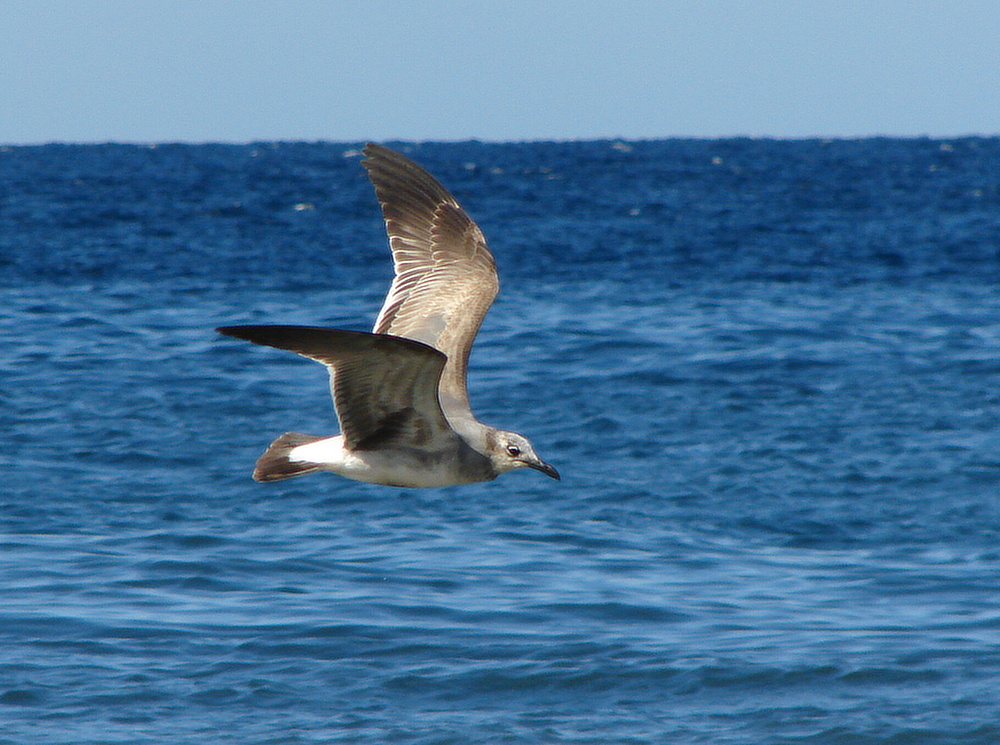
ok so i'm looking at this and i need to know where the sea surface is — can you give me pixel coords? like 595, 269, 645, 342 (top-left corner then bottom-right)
2, 138, 1000, 744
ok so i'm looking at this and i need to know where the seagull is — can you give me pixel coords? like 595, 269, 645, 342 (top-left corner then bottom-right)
217, 143, 559, 487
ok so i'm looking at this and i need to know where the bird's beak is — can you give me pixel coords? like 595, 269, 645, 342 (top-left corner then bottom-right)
527, 459, 560, 480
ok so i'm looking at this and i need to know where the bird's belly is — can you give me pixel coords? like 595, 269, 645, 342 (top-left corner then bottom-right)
288, 436, 490, 488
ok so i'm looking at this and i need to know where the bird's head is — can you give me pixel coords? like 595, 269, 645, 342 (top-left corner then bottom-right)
489, 430, 560, 480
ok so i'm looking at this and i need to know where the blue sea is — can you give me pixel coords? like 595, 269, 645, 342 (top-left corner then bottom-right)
2, 138, 1000, 744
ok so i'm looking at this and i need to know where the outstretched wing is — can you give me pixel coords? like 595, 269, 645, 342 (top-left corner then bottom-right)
217, 325, 456, 451
362, 143, 499, 420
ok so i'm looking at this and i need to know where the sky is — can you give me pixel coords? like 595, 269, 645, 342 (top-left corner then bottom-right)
2, 0, 998, 144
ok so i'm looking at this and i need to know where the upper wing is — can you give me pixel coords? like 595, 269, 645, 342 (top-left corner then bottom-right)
362, 143, 499, 420
217, 325, 456, 451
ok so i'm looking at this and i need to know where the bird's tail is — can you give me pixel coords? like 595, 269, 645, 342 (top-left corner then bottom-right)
253, 432, 325, 482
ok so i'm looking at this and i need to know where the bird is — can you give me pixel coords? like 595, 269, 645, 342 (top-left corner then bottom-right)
217, 143, 559, 488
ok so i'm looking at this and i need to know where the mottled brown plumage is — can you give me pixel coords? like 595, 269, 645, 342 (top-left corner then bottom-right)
217, 144, 558, 487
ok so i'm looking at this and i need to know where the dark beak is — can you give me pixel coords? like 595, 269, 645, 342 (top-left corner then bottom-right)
527, 459, 561, 481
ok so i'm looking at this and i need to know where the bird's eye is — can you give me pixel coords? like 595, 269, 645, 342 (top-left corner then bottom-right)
506, 445, 521, 457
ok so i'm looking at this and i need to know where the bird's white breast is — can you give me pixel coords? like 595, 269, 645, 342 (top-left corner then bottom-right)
288, 435, 488, 487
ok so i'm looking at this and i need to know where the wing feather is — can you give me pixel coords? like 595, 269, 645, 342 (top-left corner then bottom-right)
362, 144, 499, 419
217, 325, 454, 451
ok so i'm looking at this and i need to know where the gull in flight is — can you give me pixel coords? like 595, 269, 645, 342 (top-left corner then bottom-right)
218, 143, 559, 487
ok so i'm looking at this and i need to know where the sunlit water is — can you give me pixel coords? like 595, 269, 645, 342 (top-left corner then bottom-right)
3, 139, 1000, 743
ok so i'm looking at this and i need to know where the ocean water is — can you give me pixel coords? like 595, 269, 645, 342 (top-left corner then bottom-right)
2, 138, 1000, 744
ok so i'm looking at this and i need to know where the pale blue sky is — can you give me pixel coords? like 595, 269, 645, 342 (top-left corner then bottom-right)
2, 0, 998, 144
